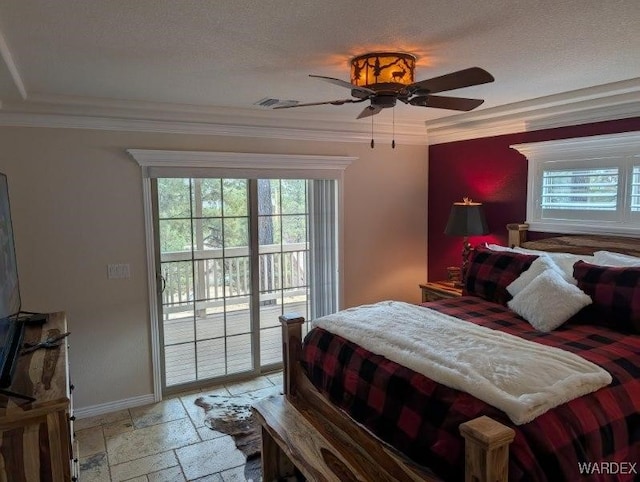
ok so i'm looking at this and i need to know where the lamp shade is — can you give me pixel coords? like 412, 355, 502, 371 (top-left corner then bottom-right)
350, 52, 416, 88
444, 200, 489, 236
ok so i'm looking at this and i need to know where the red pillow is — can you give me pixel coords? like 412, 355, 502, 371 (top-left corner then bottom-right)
464, 247, 538, 305
573, 261, 640, 333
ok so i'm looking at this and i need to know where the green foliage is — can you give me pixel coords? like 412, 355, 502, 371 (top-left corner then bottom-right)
158, 177, 308, 303
158, 178, 307, 252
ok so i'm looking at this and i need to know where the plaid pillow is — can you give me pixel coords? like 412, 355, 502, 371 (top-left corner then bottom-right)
573, 261, 640, 333
464, 247, 538, 305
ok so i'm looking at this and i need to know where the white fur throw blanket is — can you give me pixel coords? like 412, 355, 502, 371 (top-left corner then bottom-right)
312, 301, 611, 425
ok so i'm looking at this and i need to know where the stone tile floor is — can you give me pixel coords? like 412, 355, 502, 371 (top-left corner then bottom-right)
76, 372, 283, 481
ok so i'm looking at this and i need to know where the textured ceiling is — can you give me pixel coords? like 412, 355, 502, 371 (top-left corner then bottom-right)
0, 0, 639, 125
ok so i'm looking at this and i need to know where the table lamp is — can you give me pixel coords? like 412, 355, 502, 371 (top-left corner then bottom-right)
444, 198, 489, 286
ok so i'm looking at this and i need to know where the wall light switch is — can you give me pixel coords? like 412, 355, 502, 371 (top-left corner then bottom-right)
107, 263, 131, 279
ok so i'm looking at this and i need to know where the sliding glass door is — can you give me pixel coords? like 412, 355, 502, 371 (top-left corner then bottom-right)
154, 177, 335, 392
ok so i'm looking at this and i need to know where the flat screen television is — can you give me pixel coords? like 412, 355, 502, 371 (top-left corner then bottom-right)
0, 172, 25, 389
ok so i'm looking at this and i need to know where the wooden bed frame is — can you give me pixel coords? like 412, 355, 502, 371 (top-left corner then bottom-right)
253, 224, 640, 482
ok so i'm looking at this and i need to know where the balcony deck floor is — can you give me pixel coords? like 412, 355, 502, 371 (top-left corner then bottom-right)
162, 300, 308, 387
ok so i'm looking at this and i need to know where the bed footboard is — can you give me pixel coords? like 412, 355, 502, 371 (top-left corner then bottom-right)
272, 314, 515, 482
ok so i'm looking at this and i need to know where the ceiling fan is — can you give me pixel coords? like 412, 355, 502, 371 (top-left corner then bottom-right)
274, 52, 494, 119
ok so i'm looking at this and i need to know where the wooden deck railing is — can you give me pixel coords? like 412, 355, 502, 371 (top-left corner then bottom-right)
160, 243, 308, 317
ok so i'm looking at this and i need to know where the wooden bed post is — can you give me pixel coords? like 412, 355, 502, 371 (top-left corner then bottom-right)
460, 416, 515, 482
279, 313, 305, 398
506, 223, 529, 247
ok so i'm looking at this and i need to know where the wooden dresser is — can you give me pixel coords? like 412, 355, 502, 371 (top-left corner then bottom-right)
0, 312, 78, 481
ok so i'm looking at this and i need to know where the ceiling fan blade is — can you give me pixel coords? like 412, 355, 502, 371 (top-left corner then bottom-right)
409, 95, 484, 111
309, 74, 376, 98
356, 104, 382, 119
273, 98, 365, 109
409, 67, 494, 94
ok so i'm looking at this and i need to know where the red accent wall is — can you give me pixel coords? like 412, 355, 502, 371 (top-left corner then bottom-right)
428, 117, 640, 281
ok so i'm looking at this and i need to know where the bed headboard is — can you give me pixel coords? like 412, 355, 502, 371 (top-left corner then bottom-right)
506, 223, 640, 257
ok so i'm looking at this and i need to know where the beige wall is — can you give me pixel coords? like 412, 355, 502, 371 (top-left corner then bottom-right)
0, 126, 428, 409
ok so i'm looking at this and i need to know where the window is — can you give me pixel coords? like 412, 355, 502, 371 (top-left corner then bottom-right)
632, 166, 640, 212
512, 132, 640, 235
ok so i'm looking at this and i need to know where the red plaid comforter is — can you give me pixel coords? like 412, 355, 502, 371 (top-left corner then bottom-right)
301, 296, 640, 481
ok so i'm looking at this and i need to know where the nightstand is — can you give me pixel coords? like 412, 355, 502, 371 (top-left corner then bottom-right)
420, 281, 463, 302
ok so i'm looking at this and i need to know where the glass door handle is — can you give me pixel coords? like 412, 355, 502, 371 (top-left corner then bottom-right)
157, 273, 166, 293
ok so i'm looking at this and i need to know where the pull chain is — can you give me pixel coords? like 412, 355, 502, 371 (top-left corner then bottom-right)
392, 107, 396, 149
370, 115, 375, 148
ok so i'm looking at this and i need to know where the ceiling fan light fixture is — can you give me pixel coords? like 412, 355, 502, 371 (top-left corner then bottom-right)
272, 58, 493, 123
350, 52, 415, 89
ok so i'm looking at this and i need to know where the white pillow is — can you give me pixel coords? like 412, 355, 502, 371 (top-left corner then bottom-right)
513, 247, 594, 282
511, 246, 552, 256
593, 250, 640, 267
485, 243, 515, 252
506, 256, 569, 296
507, 269, 592, 332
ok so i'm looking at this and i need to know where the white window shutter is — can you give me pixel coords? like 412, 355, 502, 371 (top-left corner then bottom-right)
512, 132, 640, 235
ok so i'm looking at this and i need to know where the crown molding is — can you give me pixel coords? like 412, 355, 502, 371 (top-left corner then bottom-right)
0, 78, 637, 146
0, 95, 429, 145
425, 78, 640, 145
